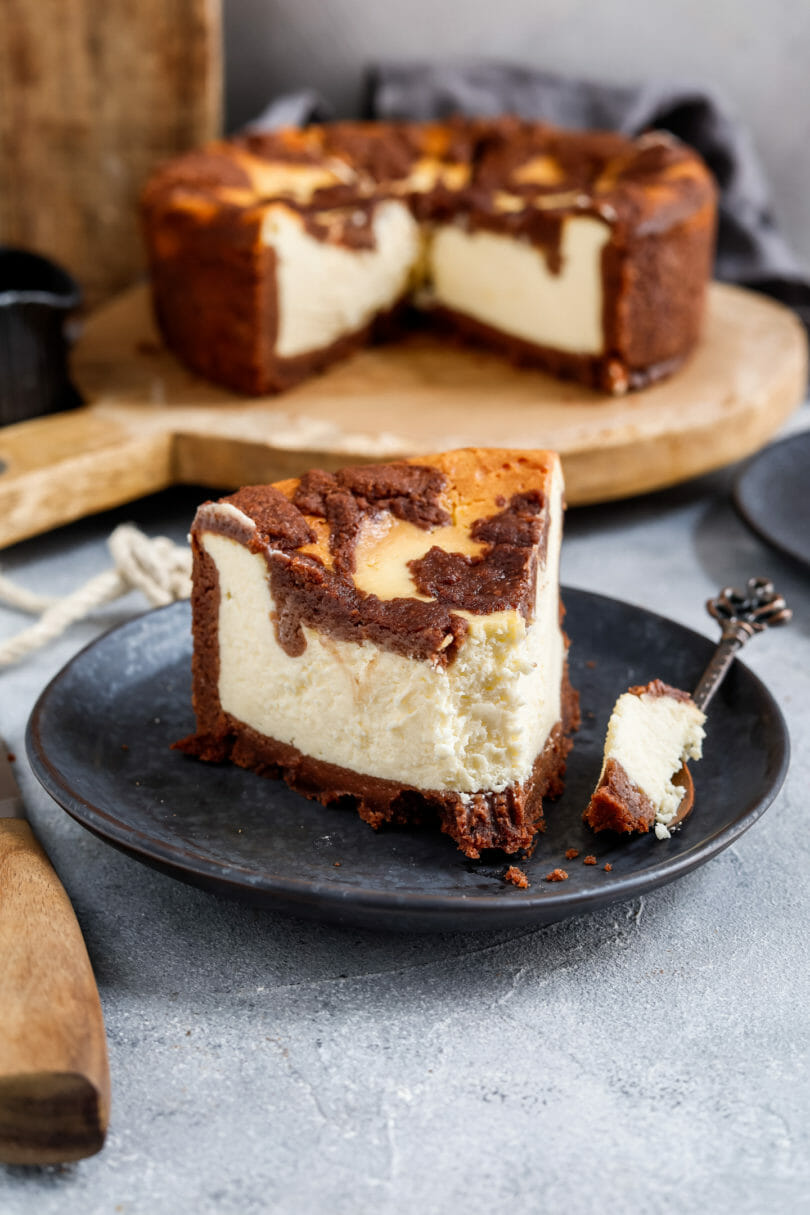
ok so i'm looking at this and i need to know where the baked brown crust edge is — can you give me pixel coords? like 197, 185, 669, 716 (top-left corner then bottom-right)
176, 680, 578, 859
583, 756, 657, 834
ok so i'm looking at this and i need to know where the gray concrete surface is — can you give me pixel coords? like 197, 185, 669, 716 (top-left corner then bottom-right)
1, 413, 808, 1213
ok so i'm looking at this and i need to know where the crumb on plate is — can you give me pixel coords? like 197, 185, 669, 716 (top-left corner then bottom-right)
545, 868, 569, 883
504, 865, 530, 889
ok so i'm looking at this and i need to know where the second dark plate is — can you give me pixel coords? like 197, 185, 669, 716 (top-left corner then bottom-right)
26, 591, 789, 932
733, 430, 810, 568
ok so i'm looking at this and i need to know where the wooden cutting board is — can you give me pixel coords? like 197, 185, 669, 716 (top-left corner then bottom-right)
0, 0, 222, 309
0, 281, 805, 549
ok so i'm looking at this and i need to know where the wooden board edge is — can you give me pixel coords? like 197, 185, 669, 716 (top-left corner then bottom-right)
0, 428, 175, 550
563, 339, 808, 505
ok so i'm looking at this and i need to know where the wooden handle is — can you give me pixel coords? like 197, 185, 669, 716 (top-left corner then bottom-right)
0, 820, 110, 1164
0, 408, 174, 549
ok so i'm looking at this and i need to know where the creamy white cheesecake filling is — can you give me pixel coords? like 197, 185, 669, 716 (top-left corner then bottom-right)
598, 690, 706, 834
261, 201, 611, 364
262, 201, 421, 359
201, 461, 565, 794
428, 215, 610, 355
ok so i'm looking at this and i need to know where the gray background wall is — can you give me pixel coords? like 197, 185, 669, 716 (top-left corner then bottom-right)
224, 0, 810, 268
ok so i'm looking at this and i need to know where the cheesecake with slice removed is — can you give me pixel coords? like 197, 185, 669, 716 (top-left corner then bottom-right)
584, 679, 706, 838
142, 118, 716, 396
175, 448, 580, 857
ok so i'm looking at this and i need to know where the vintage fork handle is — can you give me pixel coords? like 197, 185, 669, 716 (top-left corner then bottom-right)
692, 577, 791, 711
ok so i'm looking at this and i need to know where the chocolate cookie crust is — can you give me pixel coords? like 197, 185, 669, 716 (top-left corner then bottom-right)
176, 670, 579, 859
584, 757, 659, 835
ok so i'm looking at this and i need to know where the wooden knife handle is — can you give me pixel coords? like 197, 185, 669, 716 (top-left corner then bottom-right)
0, 819, 110, 1164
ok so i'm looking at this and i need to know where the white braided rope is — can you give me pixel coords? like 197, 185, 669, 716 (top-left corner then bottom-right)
0, 575, 57, 615
0, 524, 192, 668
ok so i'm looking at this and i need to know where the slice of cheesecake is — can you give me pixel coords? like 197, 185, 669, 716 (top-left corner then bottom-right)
584, 680, 706, 838
176, 448, 579, 857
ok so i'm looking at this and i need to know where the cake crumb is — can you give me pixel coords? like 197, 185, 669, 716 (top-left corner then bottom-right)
565, 848, 579, 860
333, 861, 342, 868
504, 865, 530, 889
604, 863, 613, 872
584, 855, 597, 865
585, 659, 597, 669
120, 744, 129, 752
545, 868, 569, 883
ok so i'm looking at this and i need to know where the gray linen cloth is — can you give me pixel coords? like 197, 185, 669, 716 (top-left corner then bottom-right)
245, 62, 810, 338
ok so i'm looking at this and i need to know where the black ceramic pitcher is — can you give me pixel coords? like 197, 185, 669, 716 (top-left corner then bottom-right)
0, 247, 83, 426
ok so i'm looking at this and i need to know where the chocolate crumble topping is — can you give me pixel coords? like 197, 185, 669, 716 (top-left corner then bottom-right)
266, 556, 469, 664
294, 462, 450, 574
199, 459, 553, 662
223, 486, 315, 551
409, 491, 548, 617
294, 463, 449, 527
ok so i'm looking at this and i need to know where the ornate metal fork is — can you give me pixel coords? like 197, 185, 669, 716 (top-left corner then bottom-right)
666, 578, 791, 828
693, 577, 792, 712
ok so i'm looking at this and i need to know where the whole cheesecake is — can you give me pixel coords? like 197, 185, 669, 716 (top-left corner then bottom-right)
175, 447, 580, 857
141, 118, 717, 396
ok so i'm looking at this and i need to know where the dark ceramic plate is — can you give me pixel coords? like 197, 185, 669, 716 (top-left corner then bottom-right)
733, 431, 810, 569
27, 591, 789, 932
